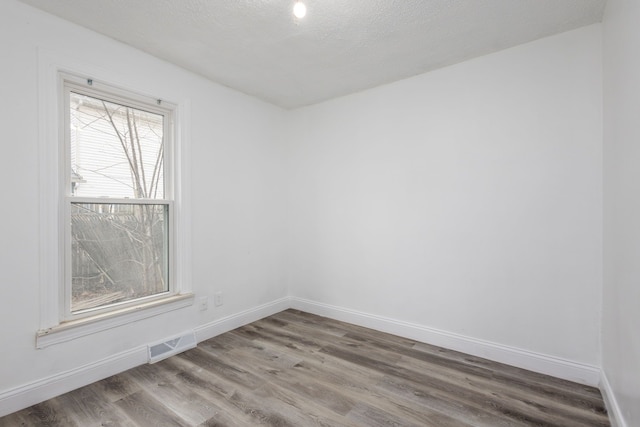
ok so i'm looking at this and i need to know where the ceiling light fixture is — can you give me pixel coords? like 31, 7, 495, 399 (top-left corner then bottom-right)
293, 1, 307, 19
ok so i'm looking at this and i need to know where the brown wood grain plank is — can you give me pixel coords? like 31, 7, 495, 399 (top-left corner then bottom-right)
122, 364, 221, 426
0, 309, 611, 427
54, 382, 136, 427
178, 346, 266, 391
13, 399, 78, 427
114, 389, 191, 427
396, 355, 609, 426
88, 372, 141, 403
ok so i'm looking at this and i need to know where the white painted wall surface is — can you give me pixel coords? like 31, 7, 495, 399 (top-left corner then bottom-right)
602, 0, 640, 425
0, 0, 286, 398
287, 25, 603, 366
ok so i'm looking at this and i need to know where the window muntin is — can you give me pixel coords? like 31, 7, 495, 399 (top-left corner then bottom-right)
63, 80, 175, 319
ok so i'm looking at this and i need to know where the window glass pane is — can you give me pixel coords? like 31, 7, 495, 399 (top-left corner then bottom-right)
70, 92, 165, 199
71, 202, 169, 313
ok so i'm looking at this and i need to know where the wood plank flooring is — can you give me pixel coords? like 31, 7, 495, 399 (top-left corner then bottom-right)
0, 309, 610, 426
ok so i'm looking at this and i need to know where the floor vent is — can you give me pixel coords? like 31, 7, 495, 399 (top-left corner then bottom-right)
148, 331, 197, 363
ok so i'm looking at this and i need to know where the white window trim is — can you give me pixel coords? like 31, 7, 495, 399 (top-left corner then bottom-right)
36, 49, 193, 349
62, 77, 177, 321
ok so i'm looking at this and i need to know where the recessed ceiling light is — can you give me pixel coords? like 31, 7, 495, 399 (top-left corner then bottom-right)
293, 1, 307, 19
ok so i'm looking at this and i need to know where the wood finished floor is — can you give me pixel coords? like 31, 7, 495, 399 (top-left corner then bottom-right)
1, 309, 610, 426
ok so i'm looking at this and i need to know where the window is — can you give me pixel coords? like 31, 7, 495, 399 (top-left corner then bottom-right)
36, 54, 192, 348
62, 77, 176, 320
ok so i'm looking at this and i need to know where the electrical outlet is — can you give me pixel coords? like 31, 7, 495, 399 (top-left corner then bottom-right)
198, 296, 208, 311
214, 291, 223, 307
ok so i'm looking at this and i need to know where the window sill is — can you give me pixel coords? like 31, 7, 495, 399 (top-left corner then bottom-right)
36, 293, 194, 349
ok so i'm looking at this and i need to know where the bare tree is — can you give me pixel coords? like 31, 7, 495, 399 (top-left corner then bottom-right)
70, 95, 167, 311
101, 102, 166, 296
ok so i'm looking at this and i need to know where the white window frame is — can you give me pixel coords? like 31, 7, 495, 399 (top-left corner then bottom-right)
62, 77, 176, 321
36, 51, 193, 349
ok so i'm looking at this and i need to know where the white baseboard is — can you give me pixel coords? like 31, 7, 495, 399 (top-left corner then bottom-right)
194, 297, 292, 343
600, 371, 627, 427
0, 345, 148, 418
290, 297, 601, 387
0, 296, 291, 418
0, 295, 604, 419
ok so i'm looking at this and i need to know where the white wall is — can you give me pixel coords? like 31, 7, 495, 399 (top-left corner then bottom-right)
287, 25, 603, 366
0, 0, 287, 402
602, 0, 640, 425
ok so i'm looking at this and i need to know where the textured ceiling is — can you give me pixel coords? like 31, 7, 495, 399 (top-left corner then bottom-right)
18, 0, 606, 109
